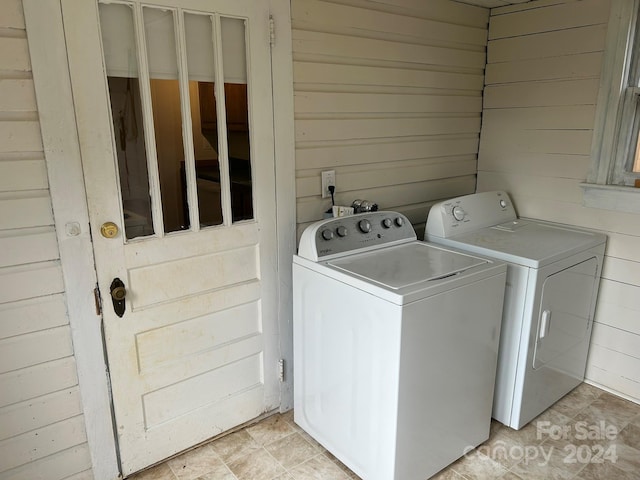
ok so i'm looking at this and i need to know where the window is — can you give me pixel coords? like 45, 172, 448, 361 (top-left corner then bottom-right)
583, 0, 640, 212
614, 12, 640, 185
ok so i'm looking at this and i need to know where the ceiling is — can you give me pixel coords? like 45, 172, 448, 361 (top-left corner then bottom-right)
454, 0, 531, 8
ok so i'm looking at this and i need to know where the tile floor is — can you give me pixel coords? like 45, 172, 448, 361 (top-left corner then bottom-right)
130, 383, 640, 480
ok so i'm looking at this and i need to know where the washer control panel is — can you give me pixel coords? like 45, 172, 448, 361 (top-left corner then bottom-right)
298, 211, 416, 261
425, 191, 517, 239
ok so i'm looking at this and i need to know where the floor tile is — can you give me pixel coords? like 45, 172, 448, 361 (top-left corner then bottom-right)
479, 426, 526, 468
194, 463, 237, 480
265, 432, 319, 469
428, 467, 467, 479
450, 450, 508, 479
617, 422, 640, 450
501, 408, 572, 449
281, 410, 301, 431
499, 473, 526, 480
550, 384, 602, 418
576, 459, 640, 480
509, 458, 573, 480
495, 436, 570, 479
324, 451, 360, 479
210, 430, 261, 464
572, 405, 630, 438
574, 383, 605, 401
129, 463, 177, 480
298, 430, 325, 452
126, 383, 640, 480
489, 419, 502, 436
168, 445, 223, 480
609, 443, 640, 474
288, 453, 350, 480
271, 474, 296, 480
227, 448, 286, 480
542, 417, 616, 451
246, 414, 296, 446
587, 393, 640, 426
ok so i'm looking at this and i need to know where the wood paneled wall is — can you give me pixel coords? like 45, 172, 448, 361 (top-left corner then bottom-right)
292, 0, 489, 237
478, 0, 640, 402
0, 1, 93, 478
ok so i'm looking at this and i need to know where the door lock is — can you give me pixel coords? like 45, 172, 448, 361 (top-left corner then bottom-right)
101, 221, 119, 238
110, 277, 127, 317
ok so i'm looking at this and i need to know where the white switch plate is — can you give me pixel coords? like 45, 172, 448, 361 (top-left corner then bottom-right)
321, 170, 336, 198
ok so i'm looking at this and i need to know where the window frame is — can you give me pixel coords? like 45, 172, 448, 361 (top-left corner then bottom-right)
582, 0, 640, 213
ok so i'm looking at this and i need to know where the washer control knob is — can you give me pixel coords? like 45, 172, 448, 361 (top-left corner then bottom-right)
382, 218, 392, 228
394, 216, 404, 227
358, 219, 372, 233
336, 226, 348, 237
321, 229, 334, 240
452, 206, 466, 221
499, 199, 507, 208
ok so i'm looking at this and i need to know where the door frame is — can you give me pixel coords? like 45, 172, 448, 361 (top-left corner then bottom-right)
23, 1, 296, 478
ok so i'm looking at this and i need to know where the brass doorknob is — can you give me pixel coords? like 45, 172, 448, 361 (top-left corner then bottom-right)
101, 222, 119, 238
110, 277, 127, 317
111, 286, 126, 301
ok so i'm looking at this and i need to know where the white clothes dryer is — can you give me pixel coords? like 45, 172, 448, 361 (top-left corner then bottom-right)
425, 191, 606, 430
293, 211, 507, 480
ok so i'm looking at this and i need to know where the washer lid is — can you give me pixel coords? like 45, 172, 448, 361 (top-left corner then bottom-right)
447, 220, 606, 267
327, 242, 487, 290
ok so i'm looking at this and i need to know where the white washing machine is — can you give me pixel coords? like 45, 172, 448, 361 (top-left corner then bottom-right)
425, 191, 606, 430
293, 211, 507, 480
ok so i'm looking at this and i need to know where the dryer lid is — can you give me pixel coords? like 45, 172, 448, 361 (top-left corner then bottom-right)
327, 242, 487, 290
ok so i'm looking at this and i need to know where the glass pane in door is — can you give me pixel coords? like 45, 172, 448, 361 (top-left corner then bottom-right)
221, 17, 253, 222
144, 7, 189, 234
634, 133, 640, 172
99, 3, 154, 240
184, 13, 223, 227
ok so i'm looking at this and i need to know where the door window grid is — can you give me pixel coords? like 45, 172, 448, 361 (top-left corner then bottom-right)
99, 1, 254, 240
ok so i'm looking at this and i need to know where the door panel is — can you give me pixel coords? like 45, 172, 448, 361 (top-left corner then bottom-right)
128, 245, 258, 308
533, 257, 599, 370
61, 0, 279, 474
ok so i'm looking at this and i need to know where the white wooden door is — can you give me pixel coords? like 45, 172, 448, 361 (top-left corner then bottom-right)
61, 0, 280, 474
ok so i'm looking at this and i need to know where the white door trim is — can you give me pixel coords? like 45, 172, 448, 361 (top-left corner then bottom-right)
22, 1, 120, 479
269, 0, 297, 411
23, 0, 296, 477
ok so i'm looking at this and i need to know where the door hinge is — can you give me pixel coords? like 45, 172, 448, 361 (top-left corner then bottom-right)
269, 15, 275, 48
93, 285, 102, 316
278, 358, 285, 382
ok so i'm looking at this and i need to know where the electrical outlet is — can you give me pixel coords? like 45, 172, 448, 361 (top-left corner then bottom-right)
321, 170, 336, 198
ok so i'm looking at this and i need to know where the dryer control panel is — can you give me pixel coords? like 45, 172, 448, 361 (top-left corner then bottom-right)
297, 211, 416, 261
425, 191, 517, 239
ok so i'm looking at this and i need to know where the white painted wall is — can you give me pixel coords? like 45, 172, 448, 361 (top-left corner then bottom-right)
478, 0, 640, 403
0, 1, 94, 479
292, 0, 489, 237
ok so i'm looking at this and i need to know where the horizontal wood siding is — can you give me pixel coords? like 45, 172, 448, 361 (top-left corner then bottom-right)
0, 1, 93, 478
478, 0, 640, 402
292, 0, 489, 236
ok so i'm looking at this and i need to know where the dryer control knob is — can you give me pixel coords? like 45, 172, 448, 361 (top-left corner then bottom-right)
394, 216, 404, 227
358, 219, 372, 233
452, 206, 466, 221
321, 229, 334, 240
336, 226, 348, 237
382, 218, 392, 228
499, 199, 507, 208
